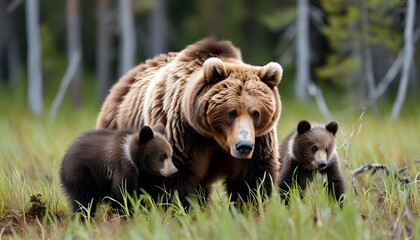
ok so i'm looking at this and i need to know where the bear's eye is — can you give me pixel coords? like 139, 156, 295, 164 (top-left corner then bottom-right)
311, 145, 318, 153
160, 154, 167, 161
326, 147, 329, 153
228, 111, 237, 119
252, 111, 260, 120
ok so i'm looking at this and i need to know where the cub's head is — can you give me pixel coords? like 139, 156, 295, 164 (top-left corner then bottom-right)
292, 120, 339, 170
184, 57, 283, 159
136, 124, 178, 177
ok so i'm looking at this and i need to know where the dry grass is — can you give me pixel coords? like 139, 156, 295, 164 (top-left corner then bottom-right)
0, 90, 419, 239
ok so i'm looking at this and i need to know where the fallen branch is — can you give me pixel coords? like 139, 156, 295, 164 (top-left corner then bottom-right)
351, 163, 390, 196
351, 161, 420, 196
49, 50, 81, 119
307, 82, 333, 121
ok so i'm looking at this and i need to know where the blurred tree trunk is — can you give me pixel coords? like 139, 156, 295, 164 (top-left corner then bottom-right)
391, 0, 416, 120
295, 0, 310, 104
118, 0, 135, 76
149, 0, 167, 56
295, 0, 332, 119
368, 28, 420, 107
26, 0, 43, 115
360, 0, 378, 114
97, 0, 113, 102
67, 0, 82, 106
0, 0, 20, 85
243, 0, 257, 60
50, 0, 82, 118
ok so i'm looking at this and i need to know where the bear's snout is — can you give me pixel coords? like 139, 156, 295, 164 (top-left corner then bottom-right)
314, 160, 328, 170
160, 159, 179, 177
168, 166, 179, 177
235, 140, 254, 158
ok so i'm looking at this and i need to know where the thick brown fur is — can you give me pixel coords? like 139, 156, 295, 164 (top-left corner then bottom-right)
96, 38, 283, 207
59, 124, 177, 215
278, 120, 346, 204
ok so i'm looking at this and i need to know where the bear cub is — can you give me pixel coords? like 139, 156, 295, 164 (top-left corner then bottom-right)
278, 120, 345, 204
59, 124, 178, 215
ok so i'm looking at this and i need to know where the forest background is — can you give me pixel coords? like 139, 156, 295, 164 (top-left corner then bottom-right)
1, 0, 419, 118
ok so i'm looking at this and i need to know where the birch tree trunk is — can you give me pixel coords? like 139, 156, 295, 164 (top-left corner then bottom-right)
295, 0, 310, 104
0, 0, 20, 85
118, 0, 135, 76
391, 0, 415, 120
97, 0, 113, 102
49, 0, 82, 118
67, 0, 82, 106
26, 0, 43, 115
360, 0, 379, 114
150, 0, 167, 56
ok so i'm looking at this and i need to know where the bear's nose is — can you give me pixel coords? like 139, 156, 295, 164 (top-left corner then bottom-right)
169, 167, 179, 177
316, 160, 327, 169
235, 140, 253, 157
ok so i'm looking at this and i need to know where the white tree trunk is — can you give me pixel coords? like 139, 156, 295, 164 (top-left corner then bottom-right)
26, 0, 43, 115
0, 0, 20, 85
97, 0, 113, 102
360, 0, 378, 113
368, 28, 420, 107
391, 0, 415, 120
50, 0, 82, 118
67, 0, 82, 106
118, 0, 136, 76
150, 0, 167, 56
295, 0, 310, 103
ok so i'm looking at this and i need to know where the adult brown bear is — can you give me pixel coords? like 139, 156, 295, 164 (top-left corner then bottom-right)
97, 38, 283, 206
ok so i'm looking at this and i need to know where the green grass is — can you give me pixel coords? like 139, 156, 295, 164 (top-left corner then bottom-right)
0, 88, 419, 239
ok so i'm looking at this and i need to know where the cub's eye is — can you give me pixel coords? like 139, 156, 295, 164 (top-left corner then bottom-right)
252, 111, 260, 120
311, 145, 318, 153
326, 147, 329, 153
228, 111, 237, 119
160, 154, 167, 161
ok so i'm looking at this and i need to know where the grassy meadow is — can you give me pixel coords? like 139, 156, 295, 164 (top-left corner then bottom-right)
0, 85, 419, 239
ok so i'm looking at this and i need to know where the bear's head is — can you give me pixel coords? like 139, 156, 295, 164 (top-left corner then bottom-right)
292, 120, 339, 170
183, 57, 283, 159
136, 124, 178, 177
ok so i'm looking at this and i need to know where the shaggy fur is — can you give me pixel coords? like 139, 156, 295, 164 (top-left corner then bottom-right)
59, 124, 177, 214
278, 120, 346, 204
96, 38, 283, 206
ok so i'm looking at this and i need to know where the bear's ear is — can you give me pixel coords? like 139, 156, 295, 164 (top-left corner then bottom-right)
325, 121, 339, 136
139, 126, 154, 144
259, 62, 283, 88
152, 123, 166, 135
297, 120, 311, 135
203, 57, 227, 84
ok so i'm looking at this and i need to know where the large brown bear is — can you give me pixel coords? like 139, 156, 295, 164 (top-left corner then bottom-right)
96, 38, 283, 206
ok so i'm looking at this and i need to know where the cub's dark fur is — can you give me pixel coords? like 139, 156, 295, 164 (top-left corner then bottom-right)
59, 124, 177, 215
278, 120, 346, 204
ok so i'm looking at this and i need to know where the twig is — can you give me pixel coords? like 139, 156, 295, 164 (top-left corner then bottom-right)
351, 163, 390, 196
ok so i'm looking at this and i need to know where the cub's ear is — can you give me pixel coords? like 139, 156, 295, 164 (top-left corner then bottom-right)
325, 121, 339, 136
152, 123, 166, 135
259, 62, 283, 88
203, 57, 227, 84
297, 120, 311, 135
139, 126, 154, 144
